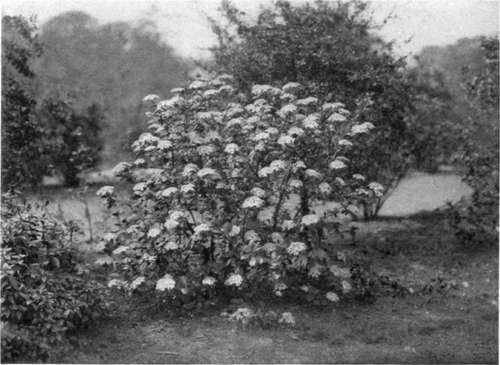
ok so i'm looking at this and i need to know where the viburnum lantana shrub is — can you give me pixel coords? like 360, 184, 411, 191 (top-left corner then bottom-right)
98, 75, 382, 304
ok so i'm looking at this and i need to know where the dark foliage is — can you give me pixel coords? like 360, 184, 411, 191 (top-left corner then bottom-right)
1, 193, 107, 362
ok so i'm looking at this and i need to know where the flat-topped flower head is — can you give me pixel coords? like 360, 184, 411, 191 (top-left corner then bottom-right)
161, 187, 178, 198
281, 220, 296, 231
251, 84, 281, 98
265, 127, 279, 135
278, 311, 296, 324
305, 169, 322, 179
282, 82, 302, 93
287, 241, 307, 255
368, 182, 384, 197
224, 143, 239, 154
147, 226, 162, 238
342, 280, 352, 294
202, 276, 216, 286
352, 173, 366, 181
225, 273, 243, 287
351, 122, 375, 135
164, 219, 180, 230
112, 162, 131, 176
253, 131, 271, 141
319, 182, 332, 194
143, 94, 160, 103
251, 187, 266, 198
193, 223, 211, 235
188, 80, 207, 90
130, 276, 145, 290
278, 104, 298, 118
229, 225, 241, 237
296, 96, 318, 107
226, 117, 244, 128
303, 113, 320, 129
203, 89, 219, 98
157, 139, 173, 150
169, 210, 186, 221
258, 166, 274, 178
277, 135, 295, 146
327, 113, 347, 123
322, 102, 345, 113
156, 274, 176, 291
329, 160, 347, 170
96, 185, 114, 197
326, 291, 340, 302
157, 95, 184, 111
218, 85, 235, 94
269, 159, 286, 172
197, 167, 218, 178
133, 182, 147, 193
180, 183, 195, 194
242, 196, 264, 209
170, 87, 184, 94
182, 163, 199, 177
280, 92, 296, 102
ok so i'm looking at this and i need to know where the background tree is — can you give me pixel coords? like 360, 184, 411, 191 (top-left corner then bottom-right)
1, 15, 46, 189
35, 11, 191, 166
209, 0, 415, 217
37, 98, 104, 187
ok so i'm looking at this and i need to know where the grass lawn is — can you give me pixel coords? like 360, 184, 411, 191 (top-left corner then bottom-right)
56, 213, 498, 363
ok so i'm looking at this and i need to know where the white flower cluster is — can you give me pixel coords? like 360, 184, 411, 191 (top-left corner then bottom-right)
329, 160, 347, 170
242, 196, 265, 209
278, 104, 298, 118
193, 223, 211, 236
302, 113, 320, 129
318, 182, 332, 194
368, 182, 384, 197
287, 241, 307, 255
202, 276, 216, 286
156, 273, 176, 291
225, 273, 243, 287
112, 162, 131, 176
147, 226, 162, 238
224, 143, 239, 154
277, 135, 295, 147
278, 311, 296, 325
350, 122, 375, 135
326, 291, 340, 302
161, 187, 178, 198
282, 82, 302, 93
130, 276, 146, 290
251, 84, 281, 97
197, 167, 218, 178
296, 96, 318, 107
96, 185, 114, 197
143, 94, 160, 103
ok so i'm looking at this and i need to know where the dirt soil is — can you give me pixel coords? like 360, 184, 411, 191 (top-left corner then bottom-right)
57, 215, 498, 364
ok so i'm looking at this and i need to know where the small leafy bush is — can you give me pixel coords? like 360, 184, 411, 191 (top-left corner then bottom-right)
449, 36, 499, 244
1, 193, 106, 362
99, 75, 383, 307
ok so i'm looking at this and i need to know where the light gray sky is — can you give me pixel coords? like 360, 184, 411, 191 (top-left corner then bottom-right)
2, 0, 499, 59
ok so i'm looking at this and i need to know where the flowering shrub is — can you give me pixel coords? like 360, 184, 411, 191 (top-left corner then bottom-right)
1, 194, 106, 362
100, 75, 381, 305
